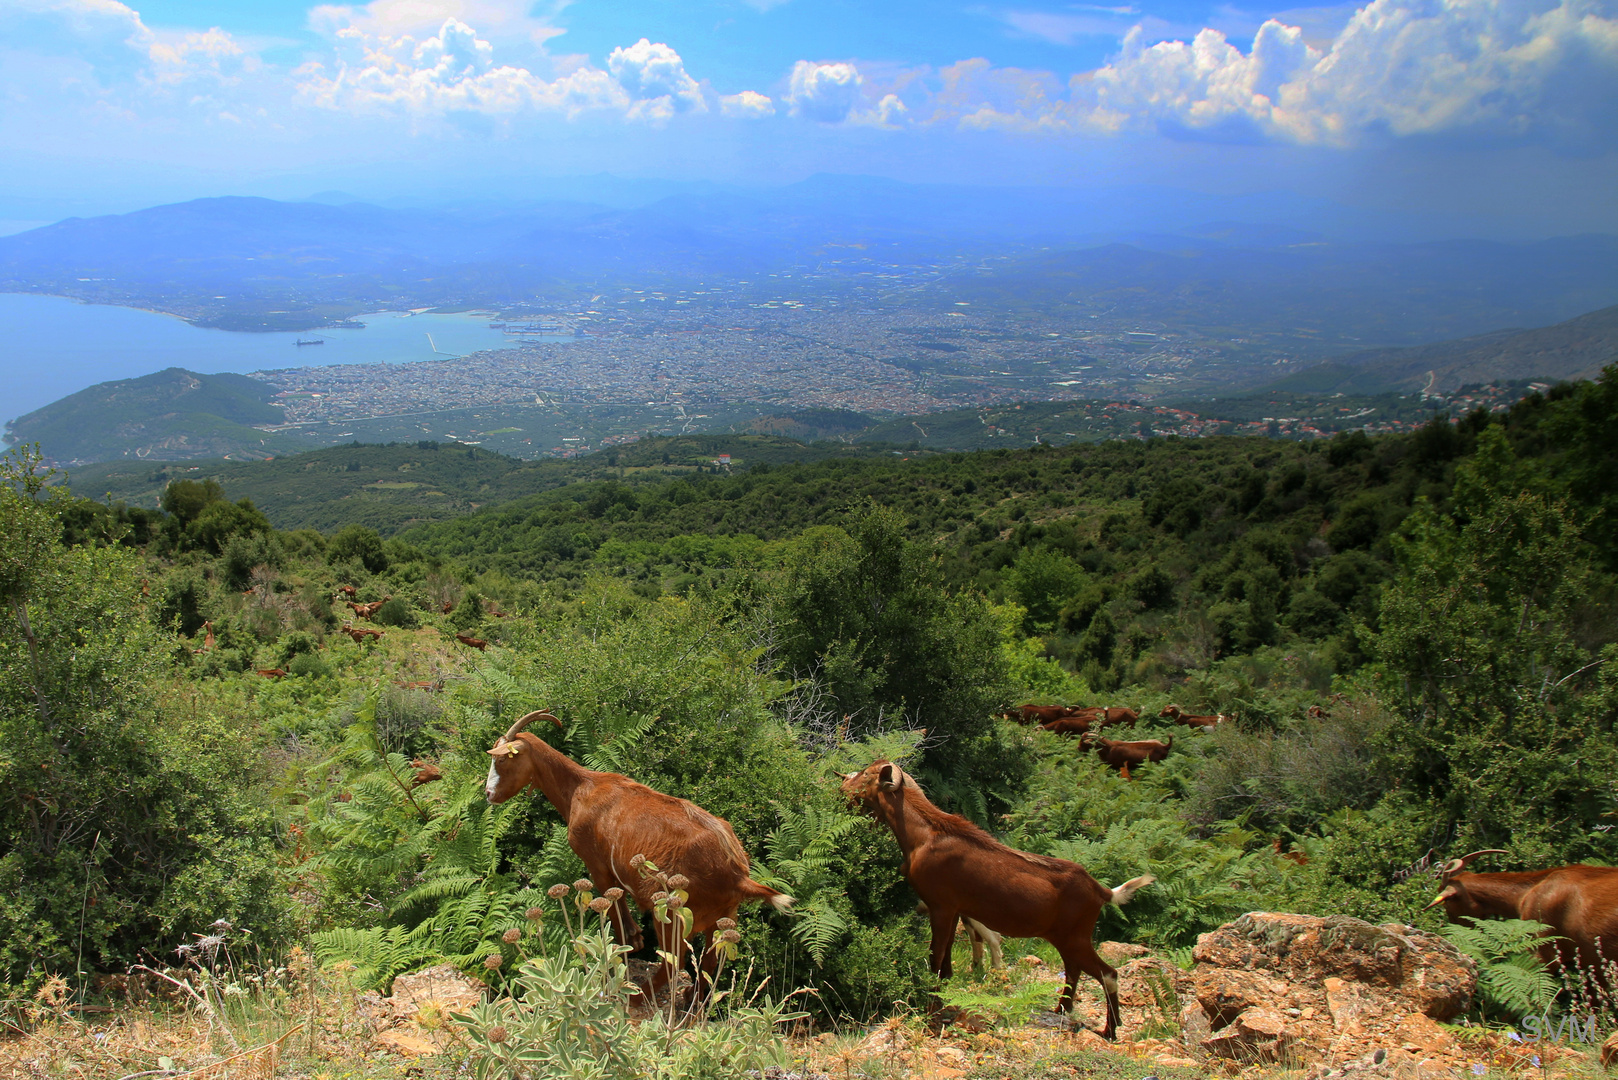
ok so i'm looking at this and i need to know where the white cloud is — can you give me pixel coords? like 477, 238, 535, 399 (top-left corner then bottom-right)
927, 0, 1618, 147
307, 0, 564, 50
720, 89, 776, 118
786, 59, 863, 122
299, 17, 632, 117
607, 38, 706, 119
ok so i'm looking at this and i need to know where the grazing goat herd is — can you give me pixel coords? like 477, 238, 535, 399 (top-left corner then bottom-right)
479, 704, 1618, 1036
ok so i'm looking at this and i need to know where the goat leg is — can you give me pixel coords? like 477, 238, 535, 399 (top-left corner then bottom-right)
925, 904, 958, 980
1058, 940, 1123, 1039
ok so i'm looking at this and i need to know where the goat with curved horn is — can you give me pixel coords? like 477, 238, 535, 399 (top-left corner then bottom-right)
1439, 849, 1508, 877
503, 709, 562, 741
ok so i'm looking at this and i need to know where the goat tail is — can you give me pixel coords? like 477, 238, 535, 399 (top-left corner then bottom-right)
740, 877, 796, 912
1106, 874, 1156, 907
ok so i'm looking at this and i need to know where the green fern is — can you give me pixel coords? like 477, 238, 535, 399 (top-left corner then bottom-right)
755, 803, 861, 964
1442, 919, 1561, 1019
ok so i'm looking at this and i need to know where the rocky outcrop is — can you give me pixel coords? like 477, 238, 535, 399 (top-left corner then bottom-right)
1181, 912, 1477, 1067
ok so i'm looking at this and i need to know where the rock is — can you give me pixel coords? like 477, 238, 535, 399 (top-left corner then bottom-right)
373, 1029, 442, 1057
1201, 1006, 1294, 1062
1192, 968, 1291, 1027
859, 1022, 906, 1055
1602, 1030, 1618, 1070
1192, 912, 1475, 1020
1323, 976, 1381, 1035
1180, 1001, 1214, 1048
388, 963, 486, 1023
935, 1047, 968, 1066
1099, 941, 1151, 964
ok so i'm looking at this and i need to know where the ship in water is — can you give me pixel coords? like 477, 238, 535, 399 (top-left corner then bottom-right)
295, 338, 325, 346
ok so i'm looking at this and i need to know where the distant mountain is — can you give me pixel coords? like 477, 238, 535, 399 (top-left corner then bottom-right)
5, 181, 1614, 341
941, 238, 1618, 350
6, 367, 317, 465
1254, 304, 1618, 395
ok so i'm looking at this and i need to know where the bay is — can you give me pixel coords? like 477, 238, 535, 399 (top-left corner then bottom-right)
0, 292, 536, 431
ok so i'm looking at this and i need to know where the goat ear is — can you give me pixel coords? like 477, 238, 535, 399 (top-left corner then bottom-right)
1423, 884, 1458, 910
878, 763, 904, 790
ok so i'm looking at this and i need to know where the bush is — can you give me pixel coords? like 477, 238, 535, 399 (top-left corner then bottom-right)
328, 524, 389, 574
373, 596, 419, 629
288, 651, 332, 679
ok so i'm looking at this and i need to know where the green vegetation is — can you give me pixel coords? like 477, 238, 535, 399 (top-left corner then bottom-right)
5, 367, 320, 464
4, 367, 1617, 1038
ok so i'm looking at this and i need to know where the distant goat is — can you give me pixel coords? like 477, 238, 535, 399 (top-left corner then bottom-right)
336, 585, 358, 600
255, 668, 287, 679
842, 760, 1152, 1038
1000, 703, 1073, 725
454, 632, 488, 651
347, 596, 390, 620
411, 759, 443, 787
341, 623, 384, 643
1426, 850, 1618, 977
485, 710, 791, 1001
1159, 704, 1224, 730
1082, 732, 1173, 772
918, 903, 1005, 971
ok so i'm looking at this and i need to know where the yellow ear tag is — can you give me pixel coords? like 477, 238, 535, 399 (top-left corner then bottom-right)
504, 743, 523, 756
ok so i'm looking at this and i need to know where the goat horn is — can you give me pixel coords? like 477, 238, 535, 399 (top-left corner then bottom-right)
1424, 884, 1459, 910
503, 709, 561, 741
1452, 848, 1507, 870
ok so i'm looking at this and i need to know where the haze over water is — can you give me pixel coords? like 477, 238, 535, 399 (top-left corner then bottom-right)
0, 293, 526, 427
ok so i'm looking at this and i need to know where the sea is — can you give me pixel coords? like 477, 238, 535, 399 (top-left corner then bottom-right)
0, 292, 552, 436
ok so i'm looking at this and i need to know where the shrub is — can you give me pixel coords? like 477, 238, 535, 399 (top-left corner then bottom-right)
373, 596, 419, 629
328, 524, 389, 574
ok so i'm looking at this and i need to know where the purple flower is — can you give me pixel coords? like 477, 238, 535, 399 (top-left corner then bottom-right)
1472, 1065, 1487, 1075
1507, 1032, 1522, 1042
1531, 1057, 1541, 1069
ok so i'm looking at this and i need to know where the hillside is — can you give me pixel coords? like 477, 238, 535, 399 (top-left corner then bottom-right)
61, 434, 891, 533
5, 367, 320, 465
1255, 303, 1618, 394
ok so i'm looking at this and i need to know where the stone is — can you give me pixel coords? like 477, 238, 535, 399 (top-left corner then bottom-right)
388, 964, 485, 1023
1602, 1029, 1618, 1070
1191, 912, 1475, 1020
1179, 1001, 1213, 1048
1192, 968, 1291, 1028
1099, 941, 1151, 964
859, 1023, 907, 1055
935, 1047, 968, 1066
374, 1029, 442, 1057
1324, 976, 1381, 1035
1201, 1006, 1294, 1063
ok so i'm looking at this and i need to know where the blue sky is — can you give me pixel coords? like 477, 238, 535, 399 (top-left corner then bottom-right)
2, 0, 1616, 235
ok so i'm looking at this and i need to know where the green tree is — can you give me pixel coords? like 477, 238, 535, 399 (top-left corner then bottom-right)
329, 523, 389, 574
775, 502, 1022, 817
0, 447, 289, 989
1370, 427, 1618, 865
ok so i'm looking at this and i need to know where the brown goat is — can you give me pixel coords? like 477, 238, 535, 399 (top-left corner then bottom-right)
841, 761, 1152, 1038
192, 620, 215, 655
1159, 704, 1224, 730
917, 903, 1005, 971
1426, 850, 1618, 976
486, 710, 792, 1000
336, 584, 358, 600
341, 623, 384, 643
411, 759, 443, 787
1000, 703, 1073, 725
346, 596, 390, 620
1039, 713, 1096, 737
255, 668, 287, 679
455, 632, 489, 651
1082, 732, 1173, 771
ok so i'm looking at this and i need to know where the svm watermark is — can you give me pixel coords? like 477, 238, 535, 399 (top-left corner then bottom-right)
1518, 1012, 1600, 1043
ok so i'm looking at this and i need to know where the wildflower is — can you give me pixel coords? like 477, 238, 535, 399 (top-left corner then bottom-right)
502, 928, 522, 944
525, 907, 545, 921
574, 879, 595, 893
604, 887, 624, 901
1531, 1057, 1541, 1069
720, 929, 741, 944
716, 917, 736, 931
547, 884, 570, 899
668, 874, 690, 890
629, 854, 646, 869
589, 897, 612, 913
651, 891, 669, 903
1473, 1065, 1487, 1075
1507, 1032, 1522, 1043
484, 954, 503, 970
487, 1025, 508, 1044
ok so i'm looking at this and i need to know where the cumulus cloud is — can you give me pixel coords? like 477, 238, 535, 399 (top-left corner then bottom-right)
298, 17, 634, 117
720, 89, 776, 117
787, 60, 863, 122
1076, 0, 1618, 145
608, 38, 706, 119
